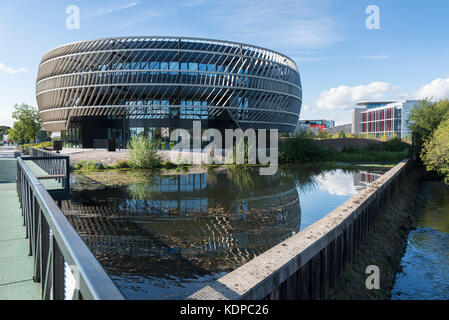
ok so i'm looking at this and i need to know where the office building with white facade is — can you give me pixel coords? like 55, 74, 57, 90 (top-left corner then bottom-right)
352, 100, 421, 139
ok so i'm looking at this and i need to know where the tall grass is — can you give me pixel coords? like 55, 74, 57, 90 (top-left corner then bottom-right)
127, 135, 162, 169
324, 149, 409, 162
279, 135, 325, 163
74, 160, 103, 171
279, 136, 410, 164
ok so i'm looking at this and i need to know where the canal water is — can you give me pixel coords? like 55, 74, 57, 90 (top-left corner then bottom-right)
391, 180, 449, 299
64, 164, 387, 299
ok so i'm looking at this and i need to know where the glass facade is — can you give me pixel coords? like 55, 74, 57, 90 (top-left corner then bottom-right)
36, 37, 302, 147
361, 106, 401, 138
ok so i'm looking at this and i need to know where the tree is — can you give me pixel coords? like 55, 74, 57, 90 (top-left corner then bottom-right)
407, 99, 449, 157
0, 126, 10, 137
339, 130, 346, 138
8, 104, 43, 144
316, 129, 330, 139
422, 118, 449, 184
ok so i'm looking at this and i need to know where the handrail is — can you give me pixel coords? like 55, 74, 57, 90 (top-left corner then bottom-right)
23, 150, 70, 198
16, 157, 125, 300
29, 146, 58, 157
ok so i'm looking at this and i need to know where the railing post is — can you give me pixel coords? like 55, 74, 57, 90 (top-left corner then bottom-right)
40, 216, 50, 297
33, 197, 41, 281
65, 156, 70, 193
53, 239, 65, 300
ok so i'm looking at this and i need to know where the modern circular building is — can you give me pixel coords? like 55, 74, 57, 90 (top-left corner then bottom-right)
36, 36, 302, 148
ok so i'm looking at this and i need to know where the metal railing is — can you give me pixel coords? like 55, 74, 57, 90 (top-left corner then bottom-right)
29, 146, 58, 157
26, 148, 70, 199
16, 157, 125, 300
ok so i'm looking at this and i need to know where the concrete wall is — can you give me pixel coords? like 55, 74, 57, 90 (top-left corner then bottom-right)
352, 108, 364, 135
189, 159, 410, 300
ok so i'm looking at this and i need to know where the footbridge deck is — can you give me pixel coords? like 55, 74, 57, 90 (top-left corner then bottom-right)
0, 146, 123, 300
0, 147, 41, 300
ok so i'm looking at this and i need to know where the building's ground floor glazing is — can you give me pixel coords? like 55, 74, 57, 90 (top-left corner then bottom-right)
63, 115, 241, 149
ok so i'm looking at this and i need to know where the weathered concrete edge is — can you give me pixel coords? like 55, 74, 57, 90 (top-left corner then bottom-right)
188, 159, 410, 300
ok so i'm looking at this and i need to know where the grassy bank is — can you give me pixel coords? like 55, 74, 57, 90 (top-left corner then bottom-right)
279, 136, 411, 164
71, 136, 410, 172
72, 159, 188, 172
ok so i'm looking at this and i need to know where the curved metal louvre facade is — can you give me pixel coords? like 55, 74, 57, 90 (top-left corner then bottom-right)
36, 36, 302, 133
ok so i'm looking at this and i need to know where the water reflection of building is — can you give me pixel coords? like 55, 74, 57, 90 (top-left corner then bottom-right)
353, 171, 383, 191
61, 170, 301, 288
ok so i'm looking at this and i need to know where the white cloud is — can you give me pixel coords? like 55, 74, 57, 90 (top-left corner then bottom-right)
316, 81, 392, 111
316, 171, 357, 196
0, 63, 27, 75
416, 77, 449, 100
302, 104, 311, 111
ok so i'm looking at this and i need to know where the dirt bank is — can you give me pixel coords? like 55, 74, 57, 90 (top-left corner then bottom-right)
315, 138, 384, 152
329, 166, 424, 299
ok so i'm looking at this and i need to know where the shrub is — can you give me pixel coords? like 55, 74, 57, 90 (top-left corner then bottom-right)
116, 160, 129, 168
324, 149, 409, 163
279, 136, 410, 164
366, 142, 383, 152
408, 99, 449, 157
20, 141, 53, 154
74, 160, 98, 171
422, 118, 449, 184
162, 161, 177, 170
279, 136, 325, 163
341, 146, 358, 153
316, 130, 330, 139
127, 135, 162, 169
383, 137, 410, 152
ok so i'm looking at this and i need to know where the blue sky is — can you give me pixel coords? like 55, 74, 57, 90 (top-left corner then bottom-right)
1, 0, 449, 126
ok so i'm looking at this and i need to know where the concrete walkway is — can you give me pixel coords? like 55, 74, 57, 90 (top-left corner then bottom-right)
0, 148, 41, 300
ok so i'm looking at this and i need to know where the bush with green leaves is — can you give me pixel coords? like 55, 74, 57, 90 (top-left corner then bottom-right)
383, 137, 410, 152
115, 160, 130, 169
162, 161, 178, 170
19, 141, 53, 154
324, 149, 409, 163
127, 135, 162, 169
422, 118, 449, 184
279, 136, 325, 163
279, 135, 410, 164
74, 160, 99, 171
316, 130, 331, 139
408, 99, 449, 157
